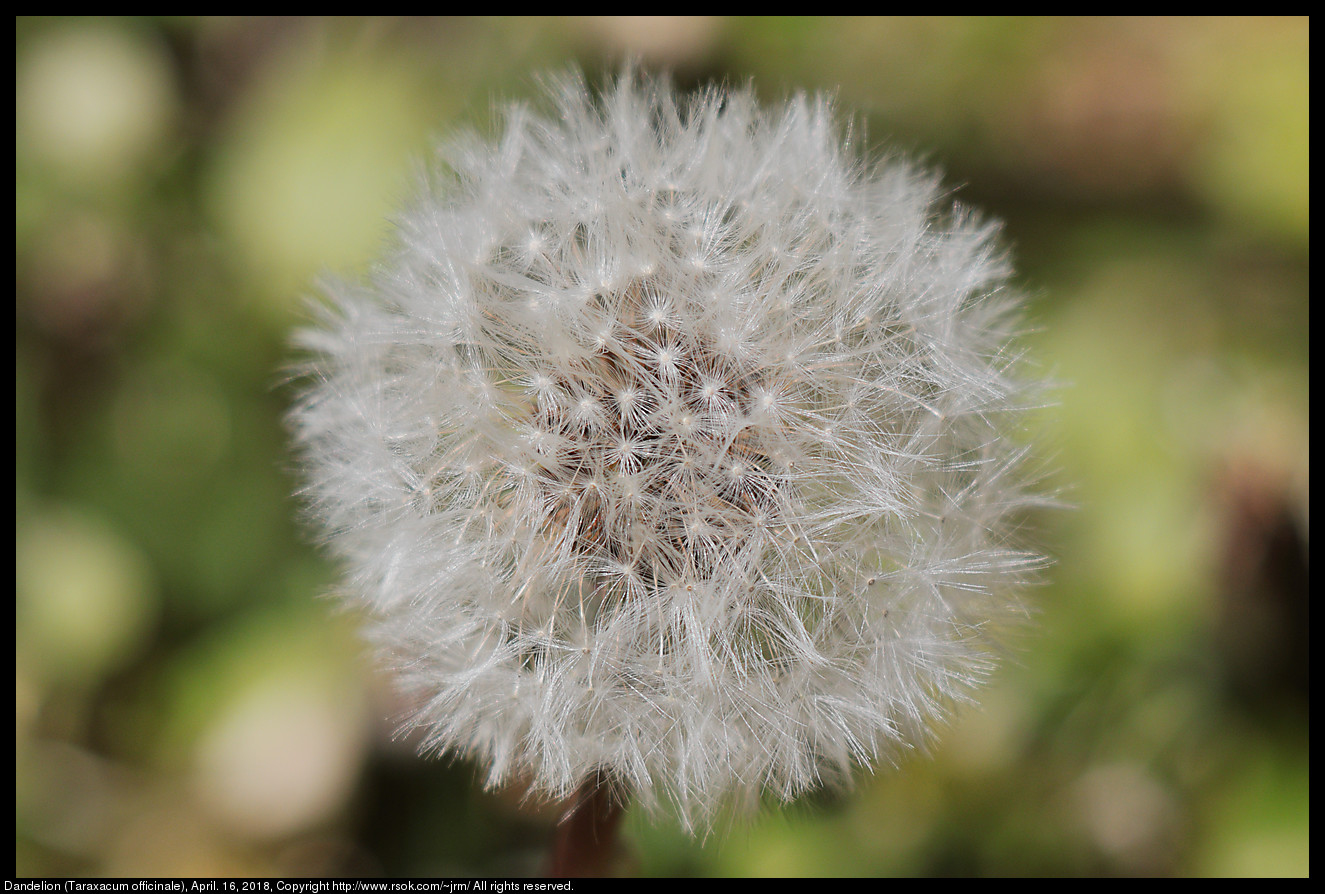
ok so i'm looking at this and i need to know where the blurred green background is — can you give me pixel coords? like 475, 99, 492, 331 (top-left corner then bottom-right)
15, 17, 1308, 877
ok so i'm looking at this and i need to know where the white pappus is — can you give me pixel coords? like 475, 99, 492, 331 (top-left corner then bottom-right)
289, 70, 1049, 830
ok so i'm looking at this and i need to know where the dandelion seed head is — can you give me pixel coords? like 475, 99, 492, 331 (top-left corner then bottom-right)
290, 70, 1047, 830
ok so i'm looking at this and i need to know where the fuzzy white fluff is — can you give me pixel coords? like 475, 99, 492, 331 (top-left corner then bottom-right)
290, 71, 1046, 828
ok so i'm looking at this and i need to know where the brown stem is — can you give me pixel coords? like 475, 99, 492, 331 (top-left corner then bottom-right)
546, 772, 628, 877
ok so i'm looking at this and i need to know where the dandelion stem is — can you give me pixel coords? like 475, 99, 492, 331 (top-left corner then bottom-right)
546, 773, 628, 877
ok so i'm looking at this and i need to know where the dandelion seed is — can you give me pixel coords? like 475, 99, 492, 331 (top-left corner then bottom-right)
290, 70, 1047, 832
